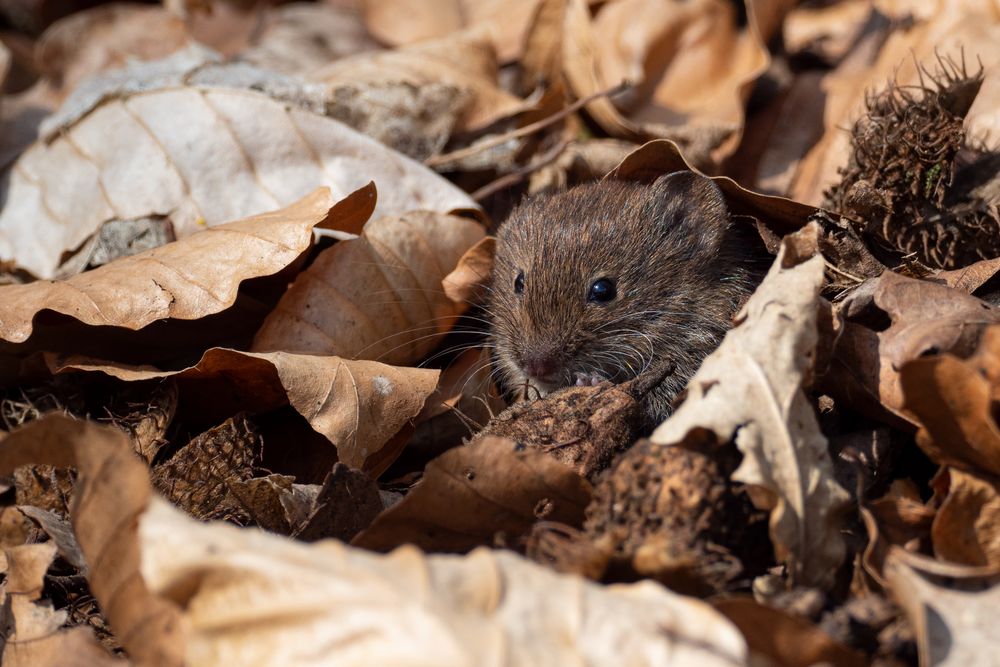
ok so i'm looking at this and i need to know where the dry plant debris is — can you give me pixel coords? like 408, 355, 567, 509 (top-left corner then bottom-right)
0, 1, 996, 666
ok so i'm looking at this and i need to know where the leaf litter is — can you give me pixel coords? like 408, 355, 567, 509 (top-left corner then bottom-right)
0, 1, 997, 666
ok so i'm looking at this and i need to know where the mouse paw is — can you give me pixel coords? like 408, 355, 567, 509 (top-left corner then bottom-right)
574, 371, 606, 387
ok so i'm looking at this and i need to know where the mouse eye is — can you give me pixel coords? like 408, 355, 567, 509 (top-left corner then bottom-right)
514, 270, 525, 294
588, 278, 617, 303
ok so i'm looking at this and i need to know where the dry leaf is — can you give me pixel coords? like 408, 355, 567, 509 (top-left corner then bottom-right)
859, 494, 935, 586
899, 325, 1000, 476
0, 187, 342, 344
353, 436, 591, 552
714, 597, 867, 667
293, 463, 384, 542
884, 548, 1000, 667
782, 0, 871, 63
51, 348, 439, 476
252, 211, 486, 367
312, 29, 528, 136
0, 414, 750, 666
932, 468, 1000, 568
563, 0, 777, 165
362, 0, 543, 62
0, 416, 184, 667
240, 2, 379, 75
36, 4, 189, 102
605, 139, 817, 237
825, 272, 1000, 430
651, 224, 851, 589
0, 83, 475, 278
16, 505, 86, 572
0, 542, 120, 667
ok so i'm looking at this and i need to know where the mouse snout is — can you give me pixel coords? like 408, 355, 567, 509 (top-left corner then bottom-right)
519, 345, 562, 381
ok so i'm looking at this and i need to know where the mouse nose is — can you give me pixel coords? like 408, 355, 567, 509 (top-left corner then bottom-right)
520, 346, 561, 380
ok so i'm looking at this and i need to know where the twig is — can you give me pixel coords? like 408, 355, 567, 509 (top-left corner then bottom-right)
425, 81, 631, 168
824, 260, 864, 284
471, 138, 570, 201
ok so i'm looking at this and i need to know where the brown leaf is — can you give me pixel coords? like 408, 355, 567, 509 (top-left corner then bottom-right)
294, 463, 385, 542
651, 224, 851, 589
0, 82, 475, 278
441, 236, 495, 307
227, 474, 309, 534
605, 139, 817, 237
0, 541, 120, 667
36, 4, 189, 102
0, 414, 751, 666
899, 326, 1000, 476
0, 187, 337, 343
239, 3, 379, 75
252, 211, 486, 367
714, 597, 867, 667
312, 29, 529, 137
782, 0, 872, 63
860, 493, 935, 585
934, 256, 1000, 295
563, 0, 780, 166
932, 468, 1000, 568
826, 271, 1000, 429
51, 348, 440, 476
363, 0, 543, 62
0, 415, 184, 667
884, 548, 1000, 667
352, 436, 591, 552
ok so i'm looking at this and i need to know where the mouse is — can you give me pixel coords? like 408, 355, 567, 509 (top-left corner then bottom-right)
489, 170, 768, 426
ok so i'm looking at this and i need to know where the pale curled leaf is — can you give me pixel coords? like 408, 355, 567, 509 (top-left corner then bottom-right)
141, 499, 748, 667
0, 85, 476, 278
651, 225, 851, 589
0, 414, 749, 667
885, 548, 1000, 667
252, 211, 486, 367
51, 348, 439, 476
0, 187, 338, 344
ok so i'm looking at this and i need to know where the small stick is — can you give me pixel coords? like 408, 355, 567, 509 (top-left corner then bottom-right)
425, 81, 631, 169
471, 138, 570, 201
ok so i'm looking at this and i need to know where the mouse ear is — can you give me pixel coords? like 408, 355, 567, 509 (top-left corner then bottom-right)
649, 170, 729, 246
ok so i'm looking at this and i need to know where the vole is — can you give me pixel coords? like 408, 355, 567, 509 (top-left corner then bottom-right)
489, 170, 767, 426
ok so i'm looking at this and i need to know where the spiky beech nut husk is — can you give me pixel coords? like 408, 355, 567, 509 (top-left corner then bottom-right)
826, 56, 999, 269
471, 381, 644, 481
584, 439, 770, 595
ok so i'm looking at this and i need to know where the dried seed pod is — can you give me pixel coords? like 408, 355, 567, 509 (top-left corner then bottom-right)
584, 439, 771, 594
826, 56, 999, 269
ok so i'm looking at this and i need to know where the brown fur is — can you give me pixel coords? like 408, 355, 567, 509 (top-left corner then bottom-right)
490, 171, 767, 425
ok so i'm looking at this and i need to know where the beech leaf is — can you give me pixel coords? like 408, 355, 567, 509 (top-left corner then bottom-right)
252, 210, 486, 366
651, 224, 851, 589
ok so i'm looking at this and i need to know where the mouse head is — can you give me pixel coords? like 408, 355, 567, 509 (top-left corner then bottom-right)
490, 170, 746, 398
